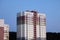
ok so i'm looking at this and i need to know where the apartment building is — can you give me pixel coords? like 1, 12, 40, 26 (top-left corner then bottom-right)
17, 10, 46, 40
0, 19, 9, 40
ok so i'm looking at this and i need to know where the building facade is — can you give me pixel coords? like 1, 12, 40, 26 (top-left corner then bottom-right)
0, 19, 9, 40
17, 10, 46, 40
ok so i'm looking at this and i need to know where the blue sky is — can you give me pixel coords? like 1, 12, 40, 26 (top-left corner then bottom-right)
0, 0, 60, 32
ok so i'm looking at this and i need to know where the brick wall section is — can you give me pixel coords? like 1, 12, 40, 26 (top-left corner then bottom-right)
0, 27, 4, 40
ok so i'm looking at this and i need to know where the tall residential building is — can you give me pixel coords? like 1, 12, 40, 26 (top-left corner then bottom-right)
0, 19, 9, 40
17, 10, 46, 40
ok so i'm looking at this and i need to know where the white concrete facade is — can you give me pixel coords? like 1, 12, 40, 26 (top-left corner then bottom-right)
17, 11, 46, 40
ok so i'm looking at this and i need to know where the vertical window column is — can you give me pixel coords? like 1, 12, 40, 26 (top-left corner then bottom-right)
33, 12, 37, 40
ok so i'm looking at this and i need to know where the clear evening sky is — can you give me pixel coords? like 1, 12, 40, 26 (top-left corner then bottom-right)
0, 0, 60, 32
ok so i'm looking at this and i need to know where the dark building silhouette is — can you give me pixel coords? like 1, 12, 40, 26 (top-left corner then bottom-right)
9, 32, 16, 40
9, 32, 60, 40
46, 32, 60, 40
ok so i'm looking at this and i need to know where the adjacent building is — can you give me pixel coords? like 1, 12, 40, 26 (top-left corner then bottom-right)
17, 10, 46, 40
0, 19, 9, 40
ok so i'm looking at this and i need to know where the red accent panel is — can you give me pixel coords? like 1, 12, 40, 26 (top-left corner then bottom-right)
33, 11, 37, 40
0, 27, 4, 40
